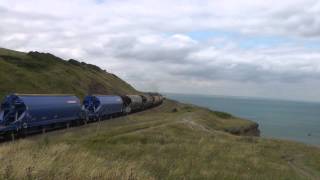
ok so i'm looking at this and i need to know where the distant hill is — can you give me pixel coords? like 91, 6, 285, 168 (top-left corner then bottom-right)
0, 47, 138, 99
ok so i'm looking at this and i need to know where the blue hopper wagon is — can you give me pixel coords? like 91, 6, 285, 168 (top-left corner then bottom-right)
0, 94, 83, 136
82, 95, 124, 120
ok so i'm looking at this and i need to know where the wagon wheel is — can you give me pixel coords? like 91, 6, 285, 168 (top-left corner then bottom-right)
19, 122, 28, 138
84, 115, 89, 124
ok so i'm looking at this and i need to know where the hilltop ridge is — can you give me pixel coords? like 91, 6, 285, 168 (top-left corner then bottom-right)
0, 47, 138, 99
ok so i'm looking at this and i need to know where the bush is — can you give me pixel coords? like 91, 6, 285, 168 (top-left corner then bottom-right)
214, 111, 233, 119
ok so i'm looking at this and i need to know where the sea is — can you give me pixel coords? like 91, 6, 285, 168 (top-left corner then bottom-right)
164, 93, 320, 145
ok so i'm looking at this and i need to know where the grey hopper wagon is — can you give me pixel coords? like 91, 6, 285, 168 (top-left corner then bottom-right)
127, 95, 143, 112
140, 94, 153, 109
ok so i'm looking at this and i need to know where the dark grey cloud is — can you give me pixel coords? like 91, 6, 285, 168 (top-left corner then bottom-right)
264, 1, 320, 38
81, 34, 199, 63
170, 62, 320, 83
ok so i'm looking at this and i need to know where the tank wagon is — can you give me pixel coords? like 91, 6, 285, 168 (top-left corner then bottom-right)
0, 94, 82, 136
82, 95, 124, 120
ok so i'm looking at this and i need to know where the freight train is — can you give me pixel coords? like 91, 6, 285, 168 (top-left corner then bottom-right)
0, 93, 164, 140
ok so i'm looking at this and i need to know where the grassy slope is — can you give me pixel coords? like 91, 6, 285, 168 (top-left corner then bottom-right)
0, 100, 318, 179
0, 48, 138, 100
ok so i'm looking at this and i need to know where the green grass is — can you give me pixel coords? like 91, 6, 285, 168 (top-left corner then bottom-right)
0, 48, 138, 100
0, 100, 318, 179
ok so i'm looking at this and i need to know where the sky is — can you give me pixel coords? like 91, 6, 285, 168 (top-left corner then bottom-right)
1, 0, 320, 102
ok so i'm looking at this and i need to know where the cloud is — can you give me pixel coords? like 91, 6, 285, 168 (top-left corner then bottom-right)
105, 34, 198, 62
1, 0, 320, 101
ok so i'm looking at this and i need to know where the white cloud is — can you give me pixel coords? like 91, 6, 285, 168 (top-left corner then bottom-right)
1, 0, 320, 101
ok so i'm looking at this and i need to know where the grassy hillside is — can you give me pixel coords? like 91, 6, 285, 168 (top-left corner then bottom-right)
0, 100, 318, 179
0, 47, 138, 100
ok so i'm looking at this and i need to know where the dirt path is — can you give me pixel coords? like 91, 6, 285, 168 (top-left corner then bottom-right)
288, 161, 318, 180
108, 112, 214, 138
181, 115, 213, 134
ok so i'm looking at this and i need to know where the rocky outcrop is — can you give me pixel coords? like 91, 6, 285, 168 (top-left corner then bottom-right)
224, 123, 260, 137
242, 123, 260, 136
